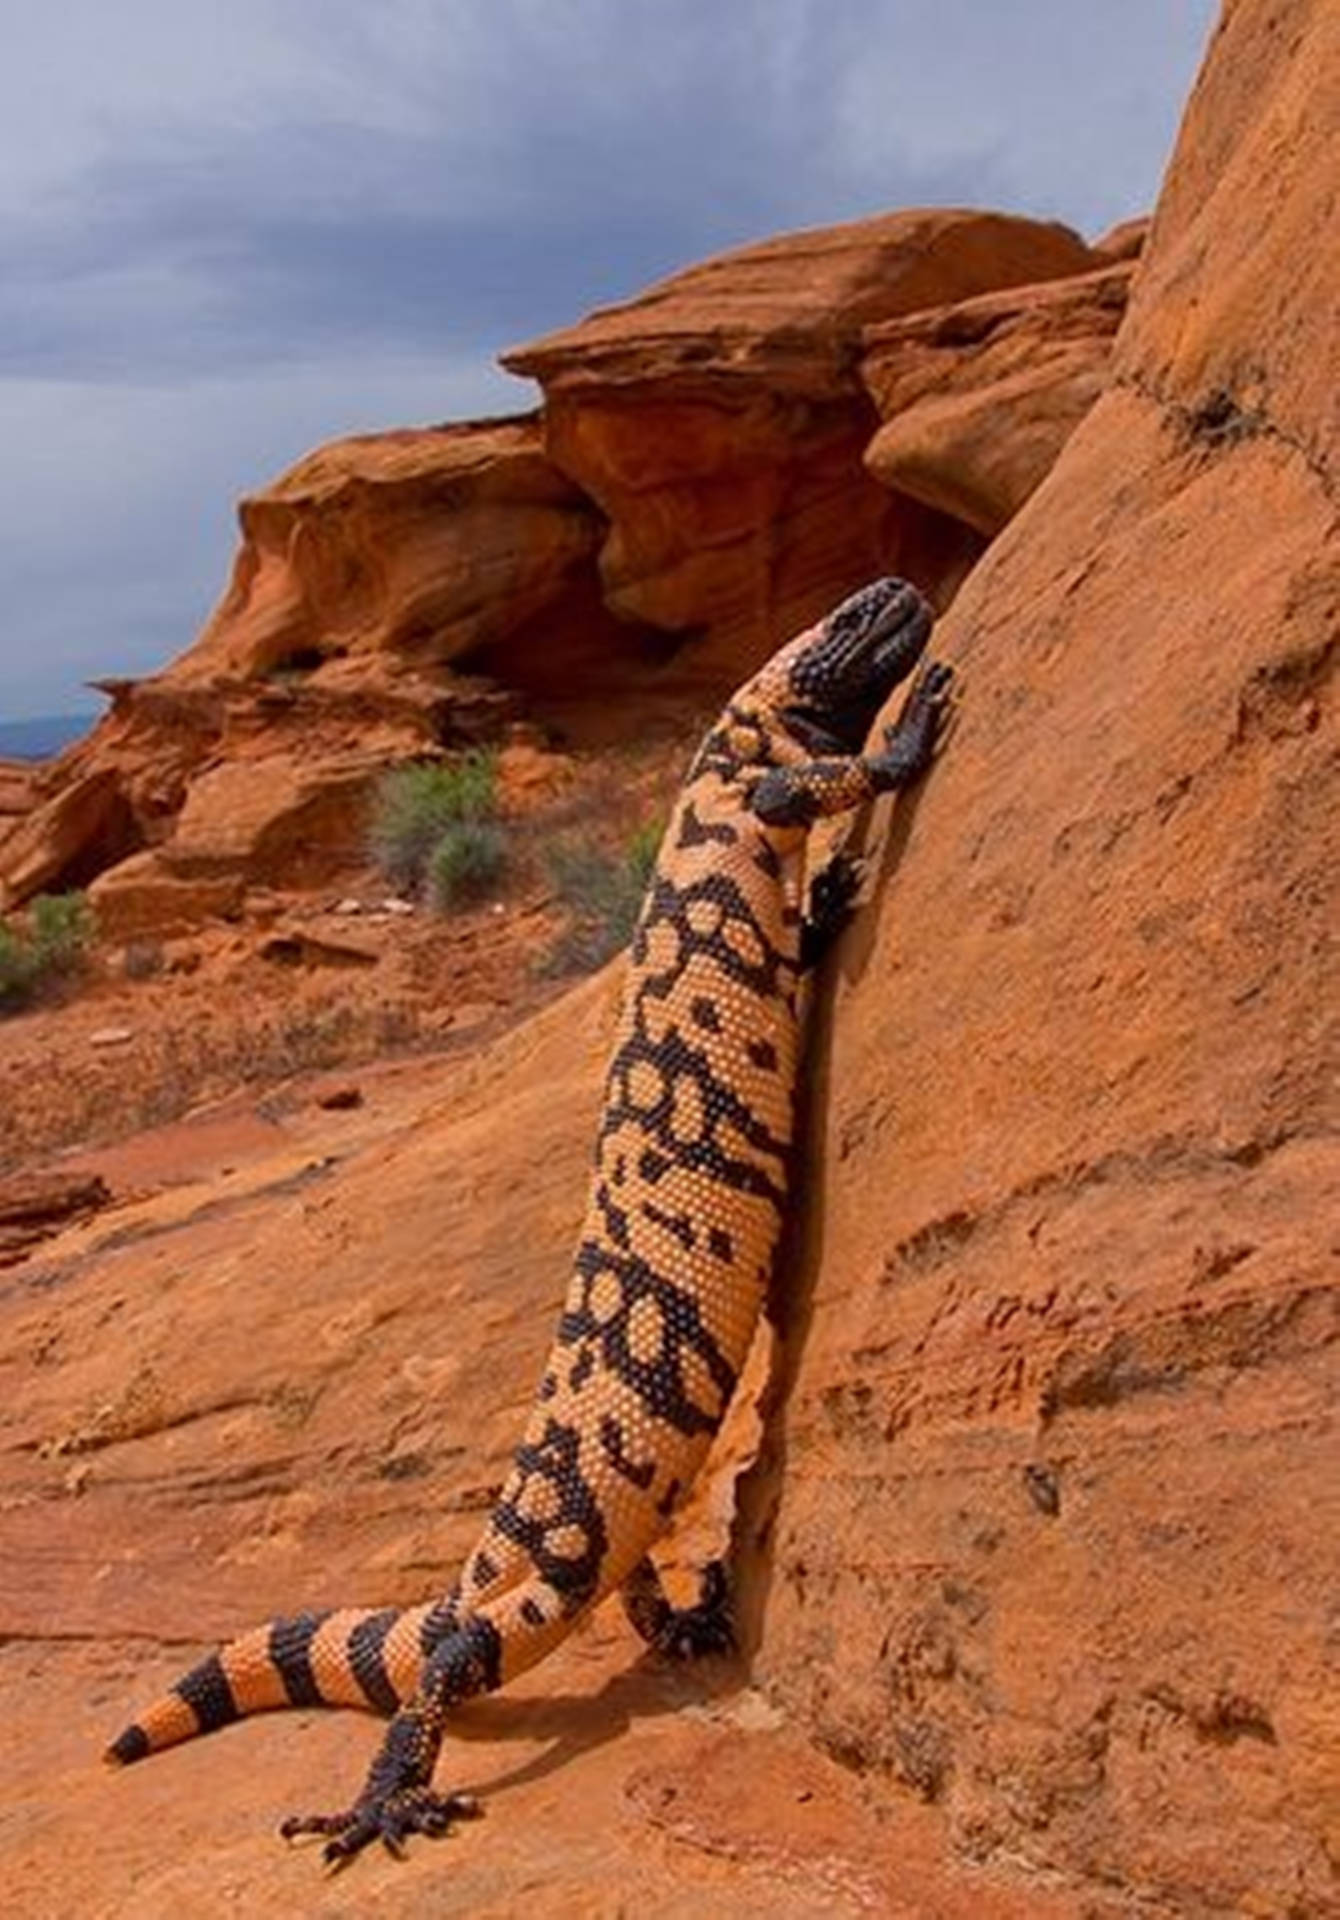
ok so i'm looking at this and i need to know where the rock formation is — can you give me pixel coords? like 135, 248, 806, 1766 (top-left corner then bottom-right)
174, 416, 606, 687
502, 209, 1096, 687
861, 261, 1134, 536
0, 758, 39, 837
2, 214, 1129, 926
0, 419, 597, 918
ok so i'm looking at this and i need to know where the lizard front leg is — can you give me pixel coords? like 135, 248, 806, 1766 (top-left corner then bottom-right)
750, 660, 955, 829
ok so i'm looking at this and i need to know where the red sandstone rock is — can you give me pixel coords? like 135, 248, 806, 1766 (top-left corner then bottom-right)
177, 416, 609, 684
0, 421, 601, 912
2, 663, 516, 917
0, 1168, 110, 1266
861, 263, 1134, 536
0, 767, 140, 909
2, 216, 1118, 914
0, 757, 38, 826
747, 4, 1338, 1911
1089, 215, 1149, 264
87, 852, 245, 941
503, 210, 1096, 687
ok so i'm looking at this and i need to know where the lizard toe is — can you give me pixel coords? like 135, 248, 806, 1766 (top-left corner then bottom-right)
281, 1788, 481, 1867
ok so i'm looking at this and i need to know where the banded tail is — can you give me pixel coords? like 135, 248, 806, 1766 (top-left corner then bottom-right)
105, 1599, 456, 1764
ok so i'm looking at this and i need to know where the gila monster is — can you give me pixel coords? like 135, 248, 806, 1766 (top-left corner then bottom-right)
107, 576, 953, 1864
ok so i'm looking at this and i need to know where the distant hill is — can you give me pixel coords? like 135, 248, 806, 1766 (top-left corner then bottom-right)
0, 714, 95, 760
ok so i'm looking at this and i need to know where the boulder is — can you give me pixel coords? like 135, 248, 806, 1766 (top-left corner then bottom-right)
0, 767, 142, 909
161, 750, 385, 889
861, 262, 1134, 536
175, 415, 615, 684
87, 851, 245, 941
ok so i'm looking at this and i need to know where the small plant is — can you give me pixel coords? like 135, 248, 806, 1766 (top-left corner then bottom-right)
0, 891, 93, 1012
367, 752, 500, 894
623, 817, 664, 890
425, 821, 508, 911
30, 891, 94, 967
541, 817, 663, 976
0, 925, 36, 1006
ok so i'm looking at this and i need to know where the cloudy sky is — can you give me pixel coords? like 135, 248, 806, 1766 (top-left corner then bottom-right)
1, 0, 1218, 721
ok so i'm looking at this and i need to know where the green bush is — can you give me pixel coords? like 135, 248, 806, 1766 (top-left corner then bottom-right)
0, 925, 38, 1006
368, 752, 499, 893
541, 818, 663, 976
30, 891, 93, 967
425, 821, 508, 912
0, 891, 93, 1012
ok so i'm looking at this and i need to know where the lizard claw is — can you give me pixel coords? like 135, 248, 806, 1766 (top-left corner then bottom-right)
882, 659, 954, 748
653, 1559, 736, 1660
281, 1787, 482, 1867
800, 851, 865, 968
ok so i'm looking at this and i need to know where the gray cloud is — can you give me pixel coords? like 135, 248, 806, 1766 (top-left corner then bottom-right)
0, 0, 1217, 716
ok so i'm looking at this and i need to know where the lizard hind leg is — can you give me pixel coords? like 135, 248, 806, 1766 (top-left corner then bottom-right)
800, 849, 864, 970
279, 1614, 501, 1866
620, 1555, 736, 1660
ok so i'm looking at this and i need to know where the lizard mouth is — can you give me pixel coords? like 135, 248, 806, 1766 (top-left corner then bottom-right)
866, 583, 933, 678
783, 579, 934, 751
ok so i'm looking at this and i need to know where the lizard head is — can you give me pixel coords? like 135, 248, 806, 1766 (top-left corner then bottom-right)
783, 577, 933, 751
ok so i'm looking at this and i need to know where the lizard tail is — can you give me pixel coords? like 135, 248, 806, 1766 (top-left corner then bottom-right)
105, 1599, 449, 1763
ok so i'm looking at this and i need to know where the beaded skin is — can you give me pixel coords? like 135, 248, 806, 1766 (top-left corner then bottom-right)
106, 577, 953, 1865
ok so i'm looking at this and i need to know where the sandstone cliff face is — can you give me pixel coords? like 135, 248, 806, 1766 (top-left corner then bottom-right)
746, 2, 1338, 1910
0, 758, 38, 830
174, 415, 616, 687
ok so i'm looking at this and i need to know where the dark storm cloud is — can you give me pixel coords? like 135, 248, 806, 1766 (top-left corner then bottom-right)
0, 4, 997, 382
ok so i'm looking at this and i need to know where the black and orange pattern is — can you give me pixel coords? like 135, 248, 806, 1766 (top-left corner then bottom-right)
106, 577, 953, 1864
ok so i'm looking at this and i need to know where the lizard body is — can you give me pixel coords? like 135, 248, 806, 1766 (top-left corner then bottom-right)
107, 577, 952, 1863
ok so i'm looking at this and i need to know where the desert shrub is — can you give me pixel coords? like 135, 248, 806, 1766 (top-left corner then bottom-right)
0, 925, 38, 1006
30, 891, 93, 967
540, 817, 662, 976
0, 891, 93, 1012
368, 752, 499, 893
425, 821, 508, 912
